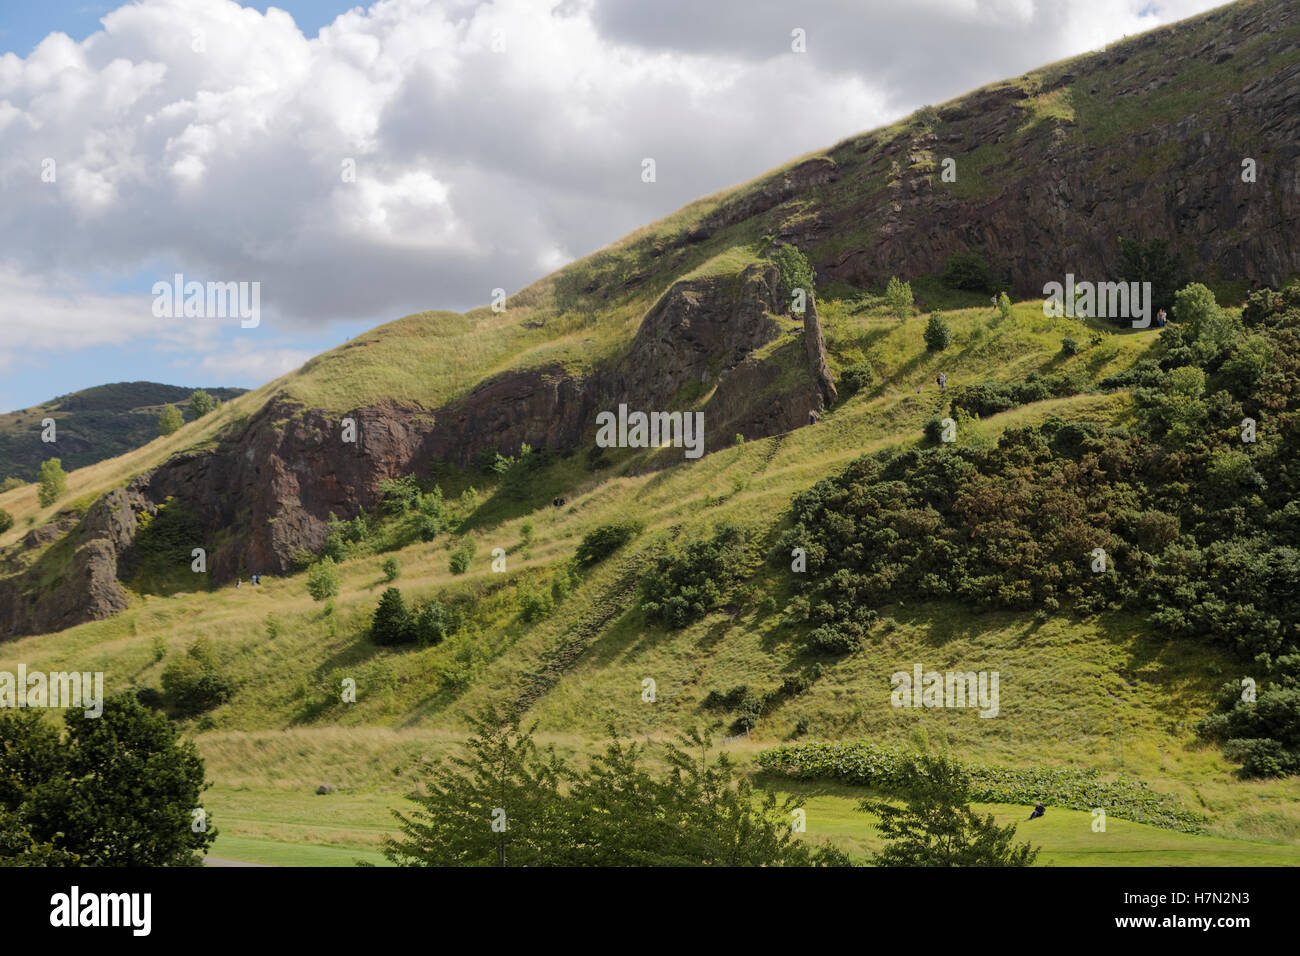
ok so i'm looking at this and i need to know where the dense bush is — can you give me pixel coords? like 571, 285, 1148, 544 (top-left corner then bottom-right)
37, 458, 66, 507
372, 587, 414, 645
924, 312, 953, 351
941, 251, 993, 293
885, 276, 913, 319
772, 243, 816, 306
774, 281, 1300, 776
412, 598, 458, 647
642, 522, 753, 628
160, 638, 235, 717
449, 538, 476, 575
306, 556, 340, 601
838, 361, 875, 397
946, 372, 1084, 418
0, 508, 11, 534
575, 521, 641, 565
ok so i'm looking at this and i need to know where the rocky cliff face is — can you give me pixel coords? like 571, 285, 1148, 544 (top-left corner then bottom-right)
0, 263, 835, 637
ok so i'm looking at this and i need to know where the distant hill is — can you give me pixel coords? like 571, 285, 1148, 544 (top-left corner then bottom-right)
0, 382, 247, 483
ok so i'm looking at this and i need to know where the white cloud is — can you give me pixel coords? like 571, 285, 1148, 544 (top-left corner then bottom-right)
0, 0, 1228, 389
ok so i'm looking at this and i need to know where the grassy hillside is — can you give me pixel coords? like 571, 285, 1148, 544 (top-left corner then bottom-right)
6, 291, 1299, 864
0, 382, 246, 484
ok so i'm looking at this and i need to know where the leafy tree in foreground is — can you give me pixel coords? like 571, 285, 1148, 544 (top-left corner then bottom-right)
383, 711, 849, 867
0, 695, 215, 865
862, 754, 1038, 867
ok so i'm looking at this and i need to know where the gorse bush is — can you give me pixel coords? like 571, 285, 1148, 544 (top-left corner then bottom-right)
642, 521, 754, 628
838, 361, 875, 397
575, 521, 641, 566
160, 638, 235, 717
775, 281, 1300, 776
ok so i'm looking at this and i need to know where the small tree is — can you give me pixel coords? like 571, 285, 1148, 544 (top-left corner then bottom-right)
885, 276, 913, 320
189, 390, 216, 417
158, 403, 184, 436
0, 509, 12, 534
862, 754, 1039, 867
923, 312, 953, 351
449, 538, 476, 575
997, 291, 1012, 320
372, 587, 414, 645
37, 458, 67, 507
382, 556, 401, 582
306, 556, 340, 601
412, 599, 456, 647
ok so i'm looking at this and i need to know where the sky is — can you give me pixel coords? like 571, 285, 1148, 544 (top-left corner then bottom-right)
0, 0, 1229, 413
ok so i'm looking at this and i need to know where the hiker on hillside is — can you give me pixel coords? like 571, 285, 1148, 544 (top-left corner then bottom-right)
1156, 308, 1167, 327
1028, 802, 1046, 820
937, 372, 947, 391
236, 578, 242, 590
809, 410, 818, 425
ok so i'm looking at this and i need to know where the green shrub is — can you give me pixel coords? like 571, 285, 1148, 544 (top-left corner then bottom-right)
885, 276, 913, 319
160, 638, 234, 717
157, 403, 184, 436
378, 475, 421, 515
0, 508, 11, 534
576, 521, 641, 566
642, 522, 752, 628
838, 361, 875, 397
449, 538, 476, 575
306, 557, 340, 601
1060, 337, 1081, 355
371, 587, 414, 645
382, 556, 401, 582
36, 458, 67, 507
772, 243, 816, 306
189, 390, 216, 417
0, 477, 25, 492
996, 291, 1012, 320
941, 251, 993, 293
412, 599, 456, 647
923, 312, 952, 351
